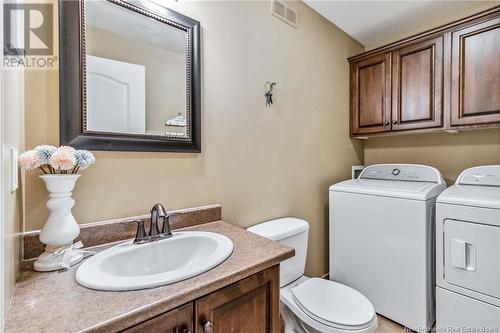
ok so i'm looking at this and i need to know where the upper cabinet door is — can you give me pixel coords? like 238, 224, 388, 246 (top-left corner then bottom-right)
451, 17, 500, 126
350, 53, 392, 135
392, 36, 444, 130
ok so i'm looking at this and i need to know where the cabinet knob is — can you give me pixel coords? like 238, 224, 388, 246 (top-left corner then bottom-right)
384, 121, 389, 125
181, 330, 192, 333
393, 120, 398, 125
202, 320, 213, 333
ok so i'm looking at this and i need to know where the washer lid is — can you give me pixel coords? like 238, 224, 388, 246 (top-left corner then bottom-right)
291, 278, 375, 328
330, 178, 445, 200
329, 164, 446, 200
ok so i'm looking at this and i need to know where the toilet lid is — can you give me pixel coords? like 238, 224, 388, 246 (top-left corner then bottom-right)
291, 278, 375, 328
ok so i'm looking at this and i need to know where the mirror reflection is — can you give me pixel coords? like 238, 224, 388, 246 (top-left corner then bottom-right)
84, 0, 188, 137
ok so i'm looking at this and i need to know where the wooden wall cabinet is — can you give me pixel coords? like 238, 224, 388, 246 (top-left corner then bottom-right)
391, 36, 443, 131
350, 53, 391, 135
349, 6, 500, 137
122, 266, 280, 333
450, 16, 500, 126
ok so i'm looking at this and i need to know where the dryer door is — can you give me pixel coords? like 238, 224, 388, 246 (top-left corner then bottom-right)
444, 219, 500, 299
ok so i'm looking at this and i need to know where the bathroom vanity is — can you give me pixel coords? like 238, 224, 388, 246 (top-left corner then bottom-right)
4, 206, 293, 333
124, 266, 279, 333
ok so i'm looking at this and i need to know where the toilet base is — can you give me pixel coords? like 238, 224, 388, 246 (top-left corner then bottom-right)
280, 301, 308, 333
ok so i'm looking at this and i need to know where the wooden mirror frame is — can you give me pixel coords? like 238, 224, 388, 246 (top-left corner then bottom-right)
59, 0, 201, 152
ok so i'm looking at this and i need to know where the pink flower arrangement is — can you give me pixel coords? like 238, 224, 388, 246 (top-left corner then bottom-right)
17, 150, 43, 171
18, 145, 95, 174
49, 146, 76, 171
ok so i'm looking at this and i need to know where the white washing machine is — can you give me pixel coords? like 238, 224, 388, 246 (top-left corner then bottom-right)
329, 164, 447, 331
436, 165, 500, 330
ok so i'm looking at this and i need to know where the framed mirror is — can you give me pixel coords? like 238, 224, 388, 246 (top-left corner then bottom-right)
59, 0, 201, 152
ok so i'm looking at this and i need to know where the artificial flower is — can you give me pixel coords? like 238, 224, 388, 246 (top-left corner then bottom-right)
58, 146, 76, 154
74, 150, 95, 169
18, 150, 42, 171
34, 145, 57, 164
49, 147, 77, 171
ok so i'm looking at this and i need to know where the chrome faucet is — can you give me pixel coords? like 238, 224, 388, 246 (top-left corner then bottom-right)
122, 203, 173, 244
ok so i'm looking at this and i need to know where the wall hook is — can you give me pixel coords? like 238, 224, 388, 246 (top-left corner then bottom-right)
264, 81, 276, 107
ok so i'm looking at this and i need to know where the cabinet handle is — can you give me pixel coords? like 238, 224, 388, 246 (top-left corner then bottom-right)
202, 320, 213, 333
393, 120, 398, 125
384, 121, 389, 125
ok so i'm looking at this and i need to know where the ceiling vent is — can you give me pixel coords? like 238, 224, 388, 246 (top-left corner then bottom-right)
271, 0, 298, 29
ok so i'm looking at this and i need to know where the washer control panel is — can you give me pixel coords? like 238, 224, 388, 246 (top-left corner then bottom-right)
359, 164, 442, 183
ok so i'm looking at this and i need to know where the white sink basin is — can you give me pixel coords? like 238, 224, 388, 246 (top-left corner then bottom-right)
75, 231, 234, 291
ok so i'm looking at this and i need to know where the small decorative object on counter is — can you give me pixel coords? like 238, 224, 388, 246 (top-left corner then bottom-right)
18, 145, 96, 271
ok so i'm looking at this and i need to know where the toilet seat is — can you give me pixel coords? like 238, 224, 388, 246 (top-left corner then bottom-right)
280, 276, 377, 333
291, 278, 375, 329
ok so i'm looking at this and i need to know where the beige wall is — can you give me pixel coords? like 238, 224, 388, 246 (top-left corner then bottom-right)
2, 70, 23, 316
24, 1, 364, 276
364, 130, 500, 185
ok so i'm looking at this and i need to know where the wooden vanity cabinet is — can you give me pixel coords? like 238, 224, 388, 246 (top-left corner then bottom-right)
348, 6, 500, 137
194, 264, 280, 333
121, 265, 280, 333
122, 303, 194, 333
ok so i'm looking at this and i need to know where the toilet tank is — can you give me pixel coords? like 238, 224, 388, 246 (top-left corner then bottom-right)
247, 217, 309, 287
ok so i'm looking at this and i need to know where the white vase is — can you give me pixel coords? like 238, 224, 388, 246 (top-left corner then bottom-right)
34, 174, 83, 272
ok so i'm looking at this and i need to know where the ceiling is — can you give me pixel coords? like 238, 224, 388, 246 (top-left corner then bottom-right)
303, 1, 499, 49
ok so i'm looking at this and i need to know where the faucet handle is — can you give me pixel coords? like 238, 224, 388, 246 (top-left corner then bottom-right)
121, 219, 148, 244
159, 214, 174, 238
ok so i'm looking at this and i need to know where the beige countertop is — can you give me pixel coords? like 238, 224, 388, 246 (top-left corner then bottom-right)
4, 221, 294, 333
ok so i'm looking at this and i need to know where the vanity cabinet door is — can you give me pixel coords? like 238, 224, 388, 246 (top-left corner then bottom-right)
122, 303, 194, 333
391, 36, 444, 130
194, 265, 280, 333
350, 52, 392, 136
450, 17, 500, 126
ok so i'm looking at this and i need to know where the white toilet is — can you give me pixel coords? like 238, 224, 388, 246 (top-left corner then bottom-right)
248, 217, 377, 333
